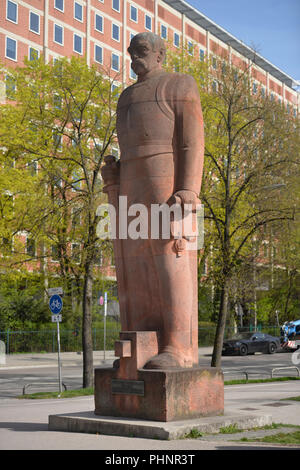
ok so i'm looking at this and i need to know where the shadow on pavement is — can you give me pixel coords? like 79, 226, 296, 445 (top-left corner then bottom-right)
0, 422, 48, 432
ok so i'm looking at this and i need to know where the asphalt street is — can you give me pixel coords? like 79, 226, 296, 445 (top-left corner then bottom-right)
0, 348, 299, 398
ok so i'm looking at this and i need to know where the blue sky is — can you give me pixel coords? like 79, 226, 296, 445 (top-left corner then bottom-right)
185, 0, 300, 82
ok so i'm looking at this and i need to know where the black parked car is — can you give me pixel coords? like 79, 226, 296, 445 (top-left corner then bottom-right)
222, 332, 281, 356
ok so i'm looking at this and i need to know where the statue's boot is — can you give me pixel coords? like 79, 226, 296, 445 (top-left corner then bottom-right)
143, 352, 180, 369
144, 340, 194, 370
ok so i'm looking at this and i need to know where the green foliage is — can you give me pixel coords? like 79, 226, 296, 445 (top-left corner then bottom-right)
166, 43, 300, 337
246, 430, 300, 445
19, 387, 94, 399
0, 273, 48, 330
183, 428, 204, 439
0, 55, 117, 275
219, 424, 242, 434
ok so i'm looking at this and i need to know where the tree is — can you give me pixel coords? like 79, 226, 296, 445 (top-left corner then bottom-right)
166, 47, 299, 367
0, 56, 118, 386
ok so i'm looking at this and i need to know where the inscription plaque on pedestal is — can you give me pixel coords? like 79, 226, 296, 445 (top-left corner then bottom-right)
111, 379, 145, 396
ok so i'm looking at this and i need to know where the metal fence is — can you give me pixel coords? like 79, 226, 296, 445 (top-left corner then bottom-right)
0, 327, 121, 354
0, 325, 281, 354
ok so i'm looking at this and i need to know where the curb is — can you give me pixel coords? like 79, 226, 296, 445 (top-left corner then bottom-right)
48, 410, 272, 440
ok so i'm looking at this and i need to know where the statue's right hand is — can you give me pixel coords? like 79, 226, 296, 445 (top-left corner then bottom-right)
101, 155, 120, 186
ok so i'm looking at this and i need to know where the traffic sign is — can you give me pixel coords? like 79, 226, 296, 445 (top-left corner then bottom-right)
48, 294, 63, 396
104, 292, 107, 317
47, 287, 63, 296
49, 294, 63, 315
51, 314, 62, 323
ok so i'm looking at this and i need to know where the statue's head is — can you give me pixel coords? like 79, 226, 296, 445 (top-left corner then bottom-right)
128, 32, 166, 79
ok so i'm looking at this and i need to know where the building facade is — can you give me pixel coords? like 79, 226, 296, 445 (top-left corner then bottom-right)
1, 0, 299, 112
0, 0, 299, 285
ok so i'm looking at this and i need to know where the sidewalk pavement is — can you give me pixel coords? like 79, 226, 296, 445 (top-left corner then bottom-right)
0, 350, 116, 370
0, 347, 214, 370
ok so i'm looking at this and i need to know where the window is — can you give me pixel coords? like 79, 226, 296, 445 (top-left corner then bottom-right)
112, 0, 120, 12
160, 24, 167, 40
173, 32, 180, 48
55, 0, 64, 12
53, 132, 62, 151
74, 2, 83, 21
26, 237, 36, 257
94, 246, 103, 266
54, 24, 63, 45
51, 245, 59, 261
53, 94, 62, 109
111, 83, 120, 95
94, 142, 102, 159
212, 57, 217, 69
145, 14, 152, 31
29, 12, 40, 34
199, 49, 205, 62
5, 75, 16, 99
212, 80, 218, 93
29, 47, 39, 61
130, 5, 138, 22
95, 45, 103, 64
111, 53, 119, 71
112, 23, 120, 41
261, 86, 265, 98
72, 170, 81, 191
28, 160, 38, 175
72, 208, 81, 228
72, 243, 81, 263
187, 41, 193, 56
130, 67, 137, 80
7, 0, 17, 23
74, 33, 83, 54
95, 14, 103, 33
252, 82, 257, 94
5, 37, 17, 61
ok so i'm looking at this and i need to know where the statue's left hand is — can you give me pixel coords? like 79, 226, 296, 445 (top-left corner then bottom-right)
168, 190, 199, 210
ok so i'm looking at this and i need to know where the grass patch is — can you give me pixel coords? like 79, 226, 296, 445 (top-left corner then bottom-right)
224, 376, 300, 386
18, 387, 94, 399
253, 423, 283, 431
219, 424, 242, 434
281, 396, 300, 402
241, 430, 300, 445
183, 428, 204, 439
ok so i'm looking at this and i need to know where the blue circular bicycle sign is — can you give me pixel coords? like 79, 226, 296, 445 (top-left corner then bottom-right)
49, 294, 63, 315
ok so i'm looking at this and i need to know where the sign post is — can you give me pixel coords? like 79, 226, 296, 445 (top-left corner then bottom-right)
49, 294, 63, 395
103, 292, 107, 363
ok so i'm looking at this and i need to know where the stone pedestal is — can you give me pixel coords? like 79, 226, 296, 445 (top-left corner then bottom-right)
94, 331, 224, 422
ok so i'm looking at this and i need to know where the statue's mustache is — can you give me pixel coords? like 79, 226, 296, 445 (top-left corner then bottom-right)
132, 58, 146, 68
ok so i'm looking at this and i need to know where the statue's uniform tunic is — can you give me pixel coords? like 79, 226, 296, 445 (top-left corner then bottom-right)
116, 70, 204, 366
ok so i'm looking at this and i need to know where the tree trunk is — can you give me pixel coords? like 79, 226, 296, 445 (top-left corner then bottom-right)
211, 279, 230, 368
82, 262, 94, 388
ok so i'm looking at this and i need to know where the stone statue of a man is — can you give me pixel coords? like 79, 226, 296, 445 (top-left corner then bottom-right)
101, 32, 204, 369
